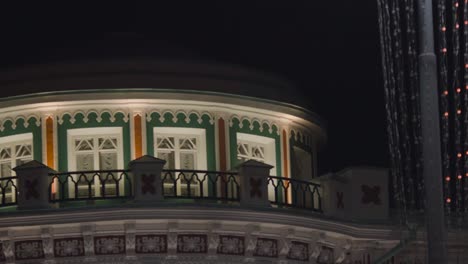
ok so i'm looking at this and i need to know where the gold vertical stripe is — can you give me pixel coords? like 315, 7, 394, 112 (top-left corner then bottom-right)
46, 116, 54, 168
282, 129, 291, 203
46, 116, 56, 195
134, 114, 143, 158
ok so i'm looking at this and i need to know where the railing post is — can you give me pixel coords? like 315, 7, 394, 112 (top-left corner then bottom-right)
129, 155, 166, 202
320, 167, 389, 221
236, 160, 273, 208
13, 160, 54, 210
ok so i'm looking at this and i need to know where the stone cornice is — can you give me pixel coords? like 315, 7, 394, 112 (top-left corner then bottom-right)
0, 205, 399, 241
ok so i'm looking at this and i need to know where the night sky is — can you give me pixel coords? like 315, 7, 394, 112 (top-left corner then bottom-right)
0, 2, 387, 174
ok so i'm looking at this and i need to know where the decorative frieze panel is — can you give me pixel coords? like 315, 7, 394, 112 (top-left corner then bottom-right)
176, 234, 207, 254
57, 110, 130, 125
253, 238, 278, 258
94, 236, 126, 255
14, 240, 44, 261
0, 115, 41, 132
146, 110, 215, 125
287, 241, 309, 262
217, 235, 244, 256
135, 235, 167, 254
0, 233, 400, 263
316, 246, 334, 264
229, 115, 279, 135
0, 244, 6, 262
54, 237, 85, 258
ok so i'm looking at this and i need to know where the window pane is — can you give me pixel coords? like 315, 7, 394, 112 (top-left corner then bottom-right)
180, 153, 195, 170
0, 148, 11, 159
99, 152, 117, 170
76, 153, 95, 171
252, 146, 265, 159
179, 138, 197, 150
237, 140, 267, 163
156, 137, 175, 149
99, 138, 117, 150
237, 143, 249, 156
15, 144, 32, 157
75, 139, 93, 151
157, 151, 175, 169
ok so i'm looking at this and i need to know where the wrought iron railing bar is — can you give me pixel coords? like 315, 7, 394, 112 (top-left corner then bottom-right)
49, 169, 130, 176
0, 176, 18, 181
267, 175, 321, 186
163, 169, 238, 175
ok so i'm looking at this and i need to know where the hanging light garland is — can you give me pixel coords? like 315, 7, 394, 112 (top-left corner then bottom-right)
437, 0, 452, 221
378, 0, 468, 227
463, 0, 468, 220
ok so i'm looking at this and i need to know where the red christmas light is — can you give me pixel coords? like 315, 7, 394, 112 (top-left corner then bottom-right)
457, 109, 462, 115
458, 175, 462, 180
457, 153, 462, 158
457, 88, 461, 93
445, 176, 451, 181
442, 48, 447, 53
444, 112, 449, 117
446, 198, 451, 203
442, 26, 447, 31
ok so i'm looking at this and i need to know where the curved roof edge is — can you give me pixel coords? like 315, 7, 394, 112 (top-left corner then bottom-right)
0, 88, 327, 146
0, 58, 313, 110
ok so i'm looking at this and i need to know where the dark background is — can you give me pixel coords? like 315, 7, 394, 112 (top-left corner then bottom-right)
0, 1, 387, 174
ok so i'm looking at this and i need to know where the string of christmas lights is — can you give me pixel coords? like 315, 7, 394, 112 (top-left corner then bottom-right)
377, 0, 408, 225
404, 0, 424, 211
392, 0, 414, 216
378, 0, 468, 228
437, 0, 452, 220
450, 0, 463, 222
463, 0, 468, 219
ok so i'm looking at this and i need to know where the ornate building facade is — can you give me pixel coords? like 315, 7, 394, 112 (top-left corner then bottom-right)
0, 59, 465, 263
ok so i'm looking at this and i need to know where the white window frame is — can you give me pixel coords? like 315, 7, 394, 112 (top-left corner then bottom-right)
0, 133, 33, 203
153, 127, 207, 196
236, 133, 277, 201
67, 127, 124, 197
236, 133, 276, 175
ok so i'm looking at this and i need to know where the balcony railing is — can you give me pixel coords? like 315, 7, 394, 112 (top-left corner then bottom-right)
2, 158, 323, 214
0, 176, 17, 206
161, 169, 240, 201
268, 176, 322, 212
48, 170, 132, 202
